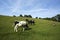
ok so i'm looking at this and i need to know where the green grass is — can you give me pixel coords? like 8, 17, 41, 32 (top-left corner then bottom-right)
0, 15, 60, 40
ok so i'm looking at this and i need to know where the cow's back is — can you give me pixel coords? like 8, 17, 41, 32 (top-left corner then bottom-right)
18, 21, 27, 26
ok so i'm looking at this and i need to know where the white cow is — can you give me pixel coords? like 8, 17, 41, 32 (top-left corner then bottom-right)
14, 21, 28, 32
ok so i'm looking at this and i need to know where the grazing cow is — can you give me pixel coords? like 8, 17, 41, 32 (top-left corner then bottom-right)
14, 20, 29, 32
26, 19, 35, 25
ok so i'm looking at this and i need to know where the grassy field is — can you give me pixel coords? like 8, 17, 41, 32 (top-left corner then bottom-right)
0, 15, 60, 40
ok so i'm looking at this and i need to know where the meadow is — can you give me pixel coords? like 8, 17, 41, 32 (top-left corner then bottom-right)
0, 15, 60, 40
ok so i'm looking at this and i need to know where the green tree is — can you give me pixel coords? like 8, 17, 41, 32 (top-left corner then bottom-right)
55, 14, 60, 22
13, 15, 16, 17
28, 15, 32, 18
39, 17, 41, 19
24, 15, 32, 18
24, 15, 28, 17
36, 17, 38, 19
20, 14, 23, 17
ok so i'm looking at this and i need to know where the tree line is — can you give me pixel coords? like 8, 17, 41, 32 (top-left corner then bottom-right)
42, 14, 60, 22
13, 14, 60, 22
13, 14, 32, 18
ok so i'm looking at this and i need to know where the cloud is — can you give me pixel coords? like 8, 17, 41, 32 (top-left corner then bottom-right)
10, 0, 21, 13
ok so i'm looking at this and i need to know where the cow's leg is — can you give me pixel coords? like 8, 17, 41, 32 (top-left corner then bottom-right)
23, 27, 25, 31
22, 25, 25, 31
14, 25, 18, 32
23, 24, 29, 30
26, 24, 28, 29
15, 27, 18, 32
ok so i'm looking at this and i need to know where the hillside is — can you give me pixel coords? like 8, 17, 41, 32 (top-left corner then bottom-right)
0, 15, 60, 40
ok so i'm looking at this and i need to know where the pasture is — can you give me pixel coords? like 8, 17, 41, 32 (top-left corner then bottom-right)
0, 16, 60, 40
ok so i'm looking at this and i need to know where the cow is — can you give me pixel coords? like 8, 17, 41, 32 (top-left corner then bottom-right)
26, 19, 35, 25
14, 20, 29, 32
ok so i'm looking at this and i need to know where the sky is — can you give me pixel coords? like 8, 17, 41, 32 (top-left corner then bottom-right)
0, 0, 60, 18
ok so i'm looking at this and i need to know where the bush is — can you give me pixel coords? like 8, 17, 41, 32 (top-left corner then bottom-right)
20, 14, 23, 17
13, 15, 16, 17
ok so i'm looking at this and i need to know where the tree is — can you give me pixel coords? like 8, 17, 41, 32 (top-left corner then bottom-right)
50, 14, 60, 22
43, 17, 51, 20
20, 14, 23, 17
28, 15, 32, 18
51, 17, 56, 21
36, 17, 38, 19
13, 15, 16, 17
54, 14, 60, 22
24, 15, 28, 17
39, 17, 41, 19
24, 15, 32, 18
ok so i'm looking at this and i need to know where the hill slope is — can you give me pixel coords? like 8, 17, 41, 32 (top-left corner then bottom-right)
0, 16, 60, 40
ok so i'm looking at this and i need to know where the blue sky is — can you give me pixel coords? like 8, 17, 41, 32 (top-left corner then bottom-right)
0, 0, 60, 18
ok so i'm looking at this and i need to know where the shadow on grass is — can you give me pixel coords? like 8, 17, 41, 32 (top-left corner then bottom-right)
25, 28, 32, 30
